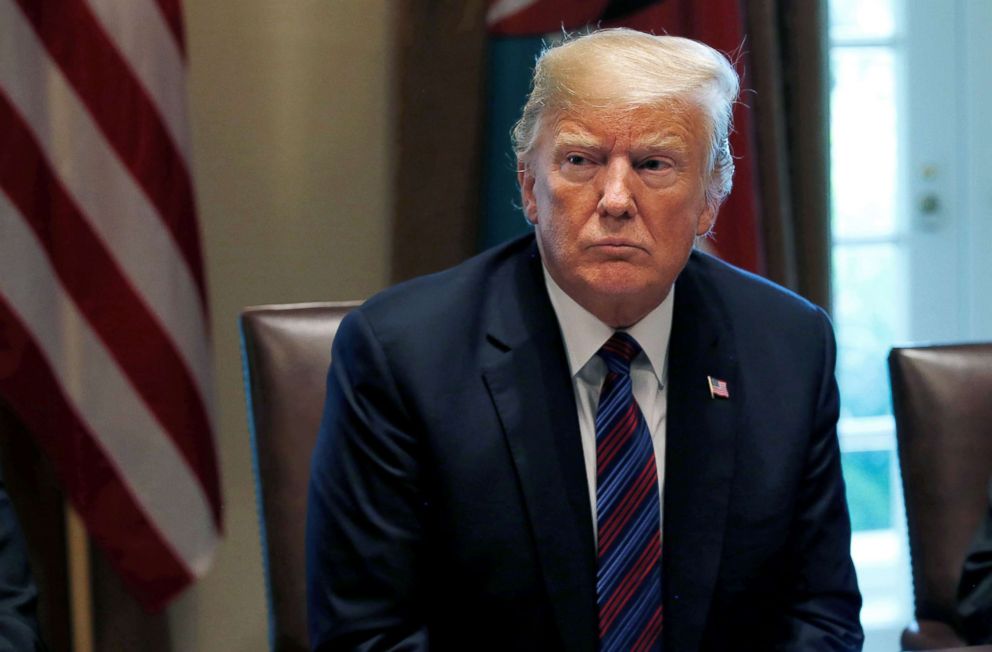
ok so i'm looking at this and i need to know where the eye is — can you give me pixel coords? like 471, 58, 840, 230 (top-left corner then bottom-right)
639, 158, 672, 172
565, 154, 589, 166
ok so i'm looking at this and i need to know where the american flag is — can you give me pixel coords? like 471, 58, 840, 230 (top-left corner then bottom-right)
0, 0, 221, 610
707, 376, 730, 399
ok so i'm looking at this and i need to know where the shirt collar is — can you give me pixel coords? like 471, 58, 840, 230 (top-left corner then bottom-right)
542, 266, 673, 387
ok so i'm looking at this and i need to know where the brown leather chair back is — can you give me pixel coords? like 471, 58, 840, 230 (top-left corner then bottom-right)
240, 301, 359, 652
890, 343, 992, 648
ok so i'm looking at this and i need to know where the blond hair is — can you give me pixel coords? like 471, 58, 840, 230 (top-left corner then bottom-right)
512, 28, 740, 213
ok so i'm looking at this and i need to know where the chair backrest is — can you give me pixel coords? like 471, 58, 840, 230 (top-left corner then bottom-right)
240, 301, 359, 652
890, 343, 992, 627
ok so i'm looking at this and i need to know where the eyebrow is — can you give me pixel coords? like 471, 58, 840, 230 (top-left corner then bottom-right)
552, 130, 600, 152
635, 132, 690, 152
552, 129, 690, 155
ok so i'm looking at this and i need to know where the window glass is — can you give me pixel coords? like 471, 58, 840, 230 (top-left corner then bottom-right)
832, 243, 906, 418
831, 48, 899, 239
830, 0, 896, 40
841, 449, 893, 532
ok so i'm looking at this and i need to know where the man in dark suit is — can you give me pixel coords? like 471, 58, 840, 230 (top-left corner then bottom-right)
0, 469, 44, 650
307, 29, 863, 651
957, 480, 992, 644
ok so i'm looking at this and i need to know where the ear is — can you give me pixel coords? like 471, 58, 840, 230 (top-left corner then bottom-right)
696, 202, 717, 237
518, 163, 539, 225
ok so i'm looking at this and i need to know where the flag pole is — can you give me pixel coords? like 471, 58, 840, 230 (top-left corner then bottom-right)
67, 503, 94, 652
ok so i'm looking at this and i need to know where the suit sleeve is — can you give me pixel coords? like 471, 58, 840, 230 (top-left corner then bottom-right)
306, 309, 429, 652
956, 480, 992, 644
777, 307, 864, 651
0, 472, 44, 651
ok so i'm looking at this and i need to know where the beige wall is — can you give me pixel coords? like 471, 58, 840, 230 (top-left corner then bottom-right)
175, 2, 394, 649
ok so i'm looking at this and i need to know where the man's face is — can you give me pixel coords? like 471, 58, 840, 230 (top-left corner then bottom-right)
519, 103, 716, 327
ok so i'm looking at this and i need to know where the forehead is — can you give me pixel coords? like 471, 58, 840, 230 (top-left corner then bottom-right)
543, 102, 708, 150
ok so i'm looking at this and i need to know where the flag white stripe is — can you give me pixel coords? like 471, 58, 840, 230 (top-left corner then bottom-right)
0, 0, 212, 420
0, 189, 218, 576
486, 0, 540, 26
83, 0, 191, 161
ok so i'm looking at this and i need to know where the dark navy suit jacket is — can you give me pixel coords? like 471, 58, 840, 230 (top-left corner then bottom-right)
957, 480, 992, 644
0, 471, 43, 651
306, 235, 863, 651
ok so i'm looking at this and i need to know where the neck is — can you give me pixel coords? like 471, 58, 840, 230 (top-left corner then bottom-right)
580, 293, 666, 329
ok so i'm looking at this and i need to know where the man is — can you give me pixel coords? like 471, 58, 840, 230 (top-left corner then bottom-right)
307, 29, 863, 651
957, 480, 992, 644
0, 468, 44, 650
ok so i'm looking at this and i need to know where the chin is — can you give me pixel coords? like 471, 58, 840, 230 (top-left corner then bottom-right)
585, 279, 645, 298
583, 266, 658, 297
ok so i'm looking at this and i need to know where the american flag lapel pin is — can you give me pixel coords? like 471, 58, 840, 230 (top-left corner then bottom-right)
707, 376, 730, 399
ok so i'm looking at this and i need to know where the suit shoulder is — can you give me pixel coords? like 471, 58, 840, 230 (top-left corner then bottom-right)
686, 250, 828, 323
351, 234, 535, 339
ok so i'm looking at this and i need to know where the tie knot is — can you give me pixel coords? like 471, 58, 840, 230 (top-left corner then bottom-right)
597, 332, 642, 375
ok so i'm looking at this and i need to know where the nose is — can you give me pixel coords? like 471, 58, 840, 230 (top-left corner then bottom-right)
598, 158, 636, 218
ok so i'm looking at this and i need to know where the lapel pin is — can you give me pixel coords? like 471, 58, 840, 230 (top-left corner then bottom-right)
707, 376, 730, 399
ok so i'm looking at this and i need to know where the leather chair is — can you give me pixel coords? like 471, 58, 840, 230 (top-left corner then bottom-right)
240, 301, 360, 652
889, 343, 992, 650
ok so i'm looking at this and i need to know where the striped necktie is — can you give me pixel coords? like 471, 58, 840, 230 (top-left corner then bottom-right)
595, 332, 663, 651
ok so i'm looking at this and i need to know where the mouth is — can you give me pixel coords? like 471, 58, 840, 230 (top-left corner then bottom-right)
588, 240, 646, 254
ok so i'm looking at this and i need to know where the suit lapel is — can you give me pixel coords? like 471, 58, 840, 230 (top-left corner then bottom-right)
663, 253, 740, 652
481, 245, 598, 652
477, 246, 740, 652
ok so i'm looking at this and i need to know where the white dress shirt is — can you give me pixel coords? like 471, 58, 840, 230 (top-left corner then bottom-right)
542, 268, 673, 540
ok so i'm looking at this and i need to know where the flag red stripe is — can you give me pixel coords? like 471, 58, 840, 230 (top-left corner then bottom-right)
151, 0, 187, 57
13, 0, 207, 304
0, 297, 194, 611
488, 0, 606, 35
674, 0, 764, 273
0, 94, 221, 524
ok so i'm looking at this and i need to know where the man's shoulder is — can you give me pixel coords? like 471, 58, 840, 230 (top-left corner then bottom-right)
353, 233, 538, 336
679, 249, 833, 354
684, 249, 827, 322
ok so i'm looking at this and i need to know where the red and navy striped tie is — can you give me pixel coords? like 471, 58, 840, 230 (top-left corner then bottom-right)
595, 332, 663, 651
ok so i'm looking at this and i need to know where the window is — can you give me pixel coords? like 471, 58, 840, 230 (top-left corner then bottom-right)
830, 1, 992, 649
829, 5, 909, 645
